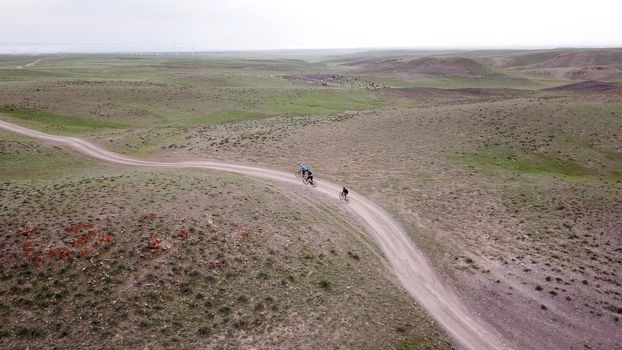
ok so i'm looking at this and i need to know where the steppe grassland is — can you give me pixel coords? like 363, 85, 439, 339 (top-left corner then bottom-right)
2, 50, 621, 349
0, 129, 452, 349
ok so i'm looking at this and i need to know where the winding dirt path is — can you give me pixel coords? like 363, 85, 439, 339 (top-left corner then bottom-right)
16, 58, 42, 69
0, 119, 511, 350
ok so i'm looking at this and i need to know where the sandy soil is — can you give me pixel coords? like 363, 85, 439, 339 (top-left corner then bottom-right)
0, 119, 510, 350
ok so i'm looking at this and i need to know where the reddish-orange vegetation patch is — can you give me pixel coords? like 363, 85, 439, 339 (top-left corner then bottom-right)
22, 240, 34, 252
96, 233, 114, 245
48, 247, 72, 261
20, 240, 38, 263
1, 252, 18, 265
67, 231, 96, 247
149, 234, 161, 252
3, 222, 115, 269
208, 260, 223, 269
231, 222, 253, 241
79, 248, 91, 257
33, 254, 46, 267
65, 223, 93, 234
65, 223, 114, 251
142, 213, 158, 222
178, 228, 189, 239
18, 221, 39, 237
240, 227, 252, 241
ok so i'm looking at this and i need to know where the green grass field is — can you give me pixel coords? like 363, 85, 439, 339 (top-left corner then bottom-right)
0, 56, 382, 144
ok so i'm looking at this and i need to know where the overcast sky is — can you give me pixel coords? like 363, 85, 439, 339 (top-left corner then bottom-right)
1, 0, 621, 53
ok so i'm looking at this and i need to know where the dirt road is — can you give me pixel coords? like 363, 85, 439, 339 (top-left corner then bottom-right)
16, 58, 42, 69
0, 119, 511, 350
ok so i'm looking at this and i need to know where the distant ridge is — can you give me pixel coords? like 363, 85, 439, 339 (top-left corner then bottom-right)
542, 80, 621, 92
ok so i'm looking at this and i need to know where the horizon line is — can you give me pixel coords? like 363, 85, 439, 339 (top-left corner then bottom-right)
1, 44, 622, 55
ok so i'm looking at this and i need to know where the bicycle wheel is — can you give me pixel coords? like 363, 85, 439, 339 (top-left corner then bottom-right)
344, 196, 350, 203
310, 180, 317, 188
303, 177, 309, 185
339, 192, 345, 200
295, 170, 302, 178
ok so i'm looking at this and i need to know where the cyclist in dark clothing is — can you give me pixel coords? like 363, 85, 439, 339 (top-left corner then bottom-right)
340, 186, 349, 201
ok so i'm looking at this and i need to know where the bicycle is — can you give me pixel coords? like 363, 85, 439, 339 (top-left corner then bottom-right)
303, 176, 317, 187
339, 190, 350, 203
296, 169, 310, 179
